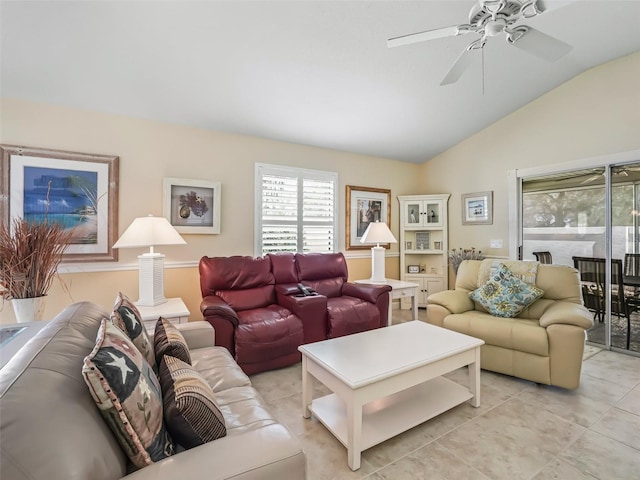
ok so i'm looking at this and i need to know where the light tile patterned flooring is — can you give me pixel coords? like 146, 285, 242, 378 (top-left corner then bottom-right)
250, 309, 640, 480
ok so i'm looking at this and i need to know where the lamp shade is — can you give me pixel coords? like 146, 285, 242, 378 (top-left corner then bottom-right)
113, 215, 186, 307
360, 221, 397, 246
113, 215, 186, 250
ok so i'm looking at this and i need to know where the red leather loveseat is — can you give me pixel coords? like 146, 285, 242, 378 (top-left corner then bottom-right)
199, 252, 391, 375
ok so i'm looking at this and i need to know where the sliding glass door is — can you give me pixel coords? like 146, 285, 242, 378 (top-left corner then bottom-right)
515, 160, 640, 355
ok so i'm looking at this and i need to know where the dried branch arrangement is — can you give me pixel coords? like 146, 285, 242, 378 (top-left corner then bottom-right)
0, 218, 73, 300
448, 247, 484, 274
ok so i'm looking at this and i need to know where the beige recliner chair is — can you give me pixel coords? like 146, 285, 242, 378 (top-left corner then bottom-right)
426, 259, 593, 389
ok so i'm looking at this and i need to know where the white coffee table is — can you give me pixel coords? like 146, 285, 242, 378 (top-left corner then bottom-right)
299, 321, 484, 470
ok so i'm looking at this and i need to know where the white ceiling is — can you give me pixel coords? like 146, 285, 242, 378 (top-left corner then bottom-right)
2, 1, 640, 164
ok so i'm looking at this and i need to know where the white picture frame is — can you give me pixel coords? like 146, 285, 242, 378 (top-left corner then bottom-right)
462, 191, 493, 225
163, 177, 221, 234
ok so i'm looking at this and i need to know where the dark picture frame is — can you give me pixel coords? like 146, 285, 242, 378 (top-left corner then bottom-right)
346, 185, 391, 250
0, 145, 119, 262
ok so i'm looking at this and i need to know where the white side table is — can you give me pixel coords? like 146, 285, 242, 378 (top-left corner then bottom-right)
135, 297, 190, 334
355, 279, 419, 325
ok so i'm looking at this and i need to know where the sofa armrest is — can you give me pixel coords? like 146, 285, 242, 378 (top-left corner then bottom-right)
200, 296, 239, 327
176, 321, 215, 350
427, 290, 474, 314
276, 288, 328, 344
538, 301, 594, 330
342, 282, 391, 303
122, 424, 305, 480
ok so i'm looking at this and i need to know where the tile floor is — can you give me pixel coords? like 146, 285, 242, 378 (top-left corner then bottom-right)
249, 309, 640, 480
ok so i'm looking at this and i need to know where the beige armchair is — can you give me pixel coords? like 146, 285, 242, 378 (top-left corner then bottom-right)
426, 259, 593, 389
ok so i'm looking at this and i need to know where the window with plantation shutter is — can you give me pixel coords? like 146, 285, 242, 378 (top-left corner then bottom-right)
255, 163, 338, 256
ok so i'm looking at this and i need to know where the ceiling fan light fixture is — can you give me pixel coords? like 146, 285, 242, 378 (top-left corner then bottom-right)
485, 18, 507, 36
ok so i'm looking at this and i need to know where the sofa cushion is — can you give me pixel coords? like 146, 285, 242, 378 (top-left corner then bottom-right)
235, 305, 304, 365
154, 317, 191, 365
444, 311, 549, 357
159, 355, 226, 449
82, 318, 174, 468
470, 264, 544, 318
111, 292, 156, 370
326, 297, 380, 338
190, 346, 252, 393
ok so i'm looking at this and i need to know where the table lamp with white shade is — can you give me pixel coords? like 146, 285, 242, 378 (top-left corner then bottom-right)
360, 220, 397, 282
113, 214, 186, 306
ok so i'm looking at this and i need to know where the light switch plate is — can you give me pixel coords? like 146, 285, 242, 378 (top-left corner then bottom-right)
490, 239, 503, 248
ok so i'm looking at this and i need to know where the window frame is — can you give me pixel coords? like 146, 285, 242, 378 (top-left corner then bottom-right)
254, 163, 338, 256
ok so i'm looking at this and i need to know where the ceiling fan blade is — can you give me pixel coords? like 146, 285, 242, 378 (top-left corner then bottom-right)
387, 25, 462, 48
509, 26, 572, 62
535, 0, 581, 15
440, 46, 478, 86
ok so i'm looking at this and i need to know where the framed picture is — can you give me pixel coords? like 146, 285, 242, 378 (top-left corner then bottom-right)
346, 185, 391, 250
434, 241, 442, 250
462, 191, 493, 225
405, 241, 412, 250
163, 178, 221, 234
408, 265, 420, 274
415, 231, 430, 250
1, 145, 119, 262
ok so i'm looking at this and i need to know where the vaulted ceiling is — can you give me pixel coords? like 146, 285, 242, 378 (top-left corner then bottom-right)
2, 1, 640, 163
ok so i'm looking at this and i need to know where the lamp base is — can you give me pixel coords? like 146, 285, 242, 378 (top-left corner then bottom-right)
369, 246, 387, 283
137, 253, 167, 307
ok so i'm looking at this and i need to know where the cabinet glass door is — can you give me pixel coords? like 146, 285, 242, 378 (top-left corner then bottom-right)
425, 201, 443, 226
406, 203, 421, 226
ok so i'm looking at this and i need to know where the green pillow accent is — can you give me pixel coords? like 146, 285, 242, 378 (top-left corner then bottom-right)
469, 263, 544, 318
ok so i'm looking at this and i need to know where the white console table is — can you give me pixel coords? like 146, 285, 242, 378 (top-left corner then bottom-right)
135, 297, 190, 334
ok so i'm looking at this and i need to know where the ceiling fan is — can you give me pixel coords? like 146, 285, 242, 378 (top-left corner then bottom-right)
387, 0, 574, 86
580, 167, 640, 185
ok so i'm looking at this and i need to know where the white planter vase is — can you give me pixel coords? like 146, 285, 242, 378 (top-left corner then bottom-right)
11, 296, 47, 323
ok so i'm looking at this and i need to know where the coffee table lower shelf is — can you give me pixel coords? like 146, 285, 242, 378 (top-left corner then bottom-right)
308, 376, 471, 452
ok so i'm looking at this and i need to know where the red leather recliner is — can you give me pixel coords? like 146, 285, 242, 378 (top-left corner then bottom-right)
293, 253, 391, 338
199, 252, 391, 375
199, 255, 306, 375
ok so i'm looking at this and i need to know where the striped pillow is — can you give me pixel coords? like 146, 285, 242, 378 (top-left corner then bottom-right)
159, 355, 227, 448
154, 317, 191, 366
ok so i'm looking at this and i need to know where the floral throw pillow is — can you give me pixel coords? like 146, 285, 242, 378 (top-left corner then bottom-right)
111, 292, 155, 371
82, 318, 174, 467
469, 263, 544, 318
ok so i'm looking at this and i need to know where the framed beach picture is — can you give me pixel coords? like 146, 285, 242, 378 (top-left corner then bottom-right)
0, 145, 119, 262
346, 185, 391, 250
163, 178, 221, 234
462, 191, 493, 225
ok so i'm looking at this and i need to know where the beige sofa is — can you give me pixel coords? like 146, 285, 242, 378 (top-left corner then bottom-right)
0, 302, 305, 480
426, 260, 593, 389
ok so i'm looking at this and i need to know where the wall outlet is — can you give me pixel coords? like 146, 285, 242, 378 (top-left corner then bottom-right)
490, 239, 503, 248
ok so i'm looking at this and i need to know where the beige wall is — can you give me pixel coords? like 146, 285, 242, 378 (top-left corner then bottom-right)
3, 52, 639, 323
0, 98, 423, 323
421, 52, 640, 273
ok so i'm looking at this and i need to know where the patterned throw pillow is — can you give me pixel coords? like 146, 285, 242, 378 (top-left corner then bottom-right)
159, 355, 227, 449
469, 263, 544, 318
111, 292, 155, 370
82, 318, 174, 467
154, 317, 191, 366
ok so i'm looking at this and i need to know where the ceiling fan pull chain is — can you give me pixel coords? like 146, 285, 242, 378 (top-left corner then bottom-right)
482, 47, 485, 96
